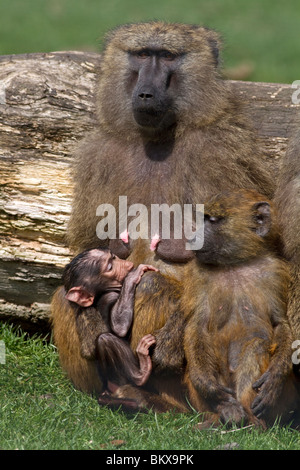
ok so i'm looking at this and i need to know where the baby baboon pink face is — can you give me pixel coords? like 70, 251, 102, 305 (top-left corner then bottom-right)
63, 248, 134, 307
96, 250, 134, 288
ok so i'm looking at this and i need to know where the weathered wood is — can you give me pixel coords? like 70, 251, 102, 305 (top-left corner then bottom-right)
0, 51, 299, 330
0, 51, 101, 329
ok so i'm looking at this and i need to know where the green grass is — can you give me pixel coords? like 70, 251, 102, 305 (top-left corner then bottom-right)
0, 322, 299, 450
0, 0, 299, 83
0, 1, 299, 451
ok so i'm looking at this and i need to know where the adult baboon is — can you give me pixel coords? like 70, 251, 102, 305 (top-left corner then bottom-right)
51, 22, 276, 412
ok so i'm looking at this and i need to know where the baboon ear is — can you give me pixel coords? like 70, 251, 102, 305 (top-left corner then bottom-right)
206, 30, 222, 67
65, 286, 94, 307
208, 38, 219, 66
252, 202, 271, 237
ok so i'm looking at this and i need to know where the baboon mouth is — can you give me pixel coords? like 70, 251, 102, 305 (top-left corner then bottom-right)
133, 108, 166, 128
134, 108, 163, 117
133, 107, 177, 130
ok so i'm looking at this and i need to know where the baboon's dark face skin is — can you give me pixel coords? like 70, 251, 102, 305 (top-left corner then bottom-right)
128, 49, 183, 130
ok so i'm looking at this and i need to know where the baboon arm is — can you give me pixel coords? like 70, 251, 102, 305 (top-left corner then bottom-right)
152, 309, 186, 371
109, 280, 136, 337
271, 320, 294, 371
251, 320, 293, 418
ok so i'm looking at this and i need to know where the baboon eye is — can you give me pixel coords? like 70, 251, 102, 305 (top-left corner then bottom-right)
160, 51, 176, 61
107, 263, 112, 271
204, 214, 223, 224
136, 50, 150, 58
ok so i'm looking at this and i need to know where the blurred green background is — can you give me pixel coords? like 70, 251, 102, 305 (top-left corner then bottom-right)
0, 0, 299, 83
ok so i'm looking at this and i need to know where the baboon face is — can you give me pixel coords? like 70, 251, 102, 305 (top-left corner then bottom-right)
197, 190, 276, 266
128, 49, 183, 130
97, 22, 224, 134
98, 250, 134, 287
63, 248, 134, 307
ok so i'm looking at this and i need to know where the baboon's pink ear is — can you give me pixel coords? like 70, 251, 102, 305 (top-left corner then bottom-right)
65, 286, 94, 307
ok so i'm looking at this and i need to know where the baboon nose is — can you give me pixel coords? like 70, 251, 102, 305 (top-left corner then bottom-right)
139, 92, 153, 100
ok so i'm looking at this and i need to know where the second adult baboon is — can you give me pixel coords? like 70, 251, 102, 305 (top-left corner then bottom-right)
182, 190, 299, 427
274, 123, 300, 357
51, 22, 276, 410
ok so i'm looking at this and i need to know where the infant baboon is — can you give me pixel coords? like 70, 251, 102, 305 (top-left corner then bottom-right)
63, 248, 157, 408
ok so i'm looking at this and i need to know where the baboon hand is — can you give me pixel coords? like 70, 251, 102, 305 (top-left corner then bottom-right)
251, 369, 283, 418
127, 264, 159, 286
217, 396, 248, 426
136, 334, 156, 357
135, 334, 156, 386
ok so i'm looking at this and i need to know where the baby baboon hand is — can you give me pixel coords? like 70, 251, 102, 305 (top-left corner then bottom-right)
135, 334, 156, 386
136, 334, 156, 357
127, 264, 159, 286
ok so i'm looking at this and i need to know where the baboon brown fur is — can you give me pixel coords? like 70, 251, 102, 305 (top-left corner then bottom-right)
181, 189, 299, 427
51, 22, 277, 412
274, 119, 300, 373
274, 120, 300, 395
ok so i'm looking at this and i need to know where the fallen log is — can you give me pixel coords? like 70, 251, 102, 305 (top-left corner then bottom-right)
0, 50, 299, 330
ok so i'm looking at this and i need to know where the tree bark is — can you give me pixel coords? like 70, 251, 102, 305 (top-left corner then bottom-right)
0, 51, 299, 330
